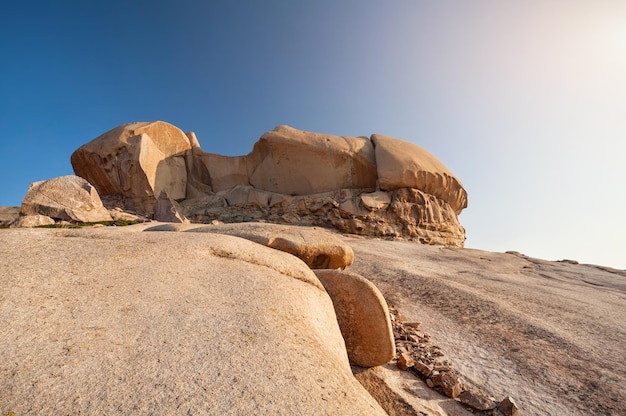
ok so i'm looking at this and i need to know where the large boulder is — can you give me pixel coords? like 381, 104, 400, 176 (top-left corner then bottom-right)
371, 134, 468, 214
0, 227, 386, 415
19, 175, 112, 223
247, 125, 377, 195
71, 121, 192, 214
314, 269, 396, 368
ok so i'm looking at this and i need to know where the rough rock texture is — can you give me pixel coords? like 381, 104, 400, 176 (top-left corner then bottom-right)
19, 175, 112, 223
11, 214, 55, 228
70, 122, 467, 246
314, 269, 395, 368
180, 186, 466, 246
0, 227, 386, 415
152, 191, 189, 223
71, 121, 191, 214
371, 134, 468, 215
347, 236, 626, 416
146, 222, 354, 269
0, 206, 19, 226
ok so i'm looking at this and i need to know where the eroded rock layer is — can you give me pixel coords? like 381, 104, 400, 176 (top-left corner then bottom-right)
70, 122, 467, 246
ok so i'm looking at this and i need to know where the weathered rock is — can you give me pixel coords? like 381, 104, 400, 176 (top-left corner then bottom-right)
458, 389, 496, 411
11, 214, 55, 228
187, 222, 354, 269
396, 352, 414, 370
413, 361, 433, 378
314, 269, 395, 367
432, 371, 463, 398
360, 191, 391, 211
0, 228, 386, 415
181, 186, 466, 246
371, 134, 468, 214
498, 396, 522, 416
0, 206, 19, 225
71, 122, 467, 245
20, 175, 112, 223
247, 125, 377, 195
71, 121, 191, 214
153, 191, 189, 223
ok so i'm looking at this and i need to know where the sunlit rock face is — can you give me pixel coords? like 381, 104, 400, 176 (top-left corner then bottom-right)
71, 122, 468, 246
71, 121, 191, 215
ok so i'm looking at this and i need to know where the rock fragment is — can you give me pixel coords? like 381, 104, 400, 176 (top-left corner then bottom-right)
153, 191, 189, 223
396, 352, 414, 371
498, 396, 522, 415
458, 389, 496, 411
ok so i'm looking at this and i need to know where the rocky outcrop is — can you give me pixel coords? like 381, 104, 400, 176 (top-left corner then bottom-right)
71, 121, 191, 214
248, 125, 378, 195
19, 175, 112, 223
372, 134, 468, 215
71, 122, 467, 246
180, 186, 466, 246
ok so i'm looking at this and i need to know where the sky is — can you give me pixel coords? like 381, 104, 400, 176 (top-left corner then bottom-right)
1, 1, 625, 269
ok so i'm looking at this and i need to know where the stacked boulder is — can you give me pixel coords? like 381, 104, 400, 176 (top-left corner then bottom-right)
69, 121, 468, 246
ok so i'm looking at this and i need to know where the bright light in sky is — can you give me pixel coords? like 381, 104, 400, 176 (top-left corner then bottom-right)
1, 1, 624, 269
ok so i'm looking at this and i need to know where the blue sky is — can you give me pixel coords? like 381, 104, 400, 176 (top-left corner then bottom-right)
1, 1, 625, 269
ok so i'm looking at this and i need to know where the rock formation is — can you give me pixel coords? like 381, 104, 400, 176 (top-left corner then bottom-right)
19, 175, 112, 224
70, 121, 191, 214
0, 226, 387, 415
70, 121, 468, 246
144, 221, 395, 369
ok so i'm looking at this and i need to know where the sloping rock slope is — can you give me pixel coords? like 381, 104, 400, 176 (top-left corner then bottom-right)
70, 122, 467, 246
346, 236, 626, 416
0, 226, 386, 415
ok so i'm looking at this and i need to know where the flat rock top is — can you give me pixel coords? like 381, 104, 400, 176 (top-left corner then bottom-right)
346, 236, 626, 416
0, 226, 385, 415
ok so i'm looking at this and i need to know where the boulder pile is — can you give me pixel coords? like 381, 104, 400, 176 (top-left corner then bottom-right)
67, 121, 467, 246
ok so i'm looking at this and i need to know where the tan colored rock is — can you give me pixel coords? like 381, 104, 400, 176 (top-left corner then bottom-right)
414, 361, 434, 378
71, 121, 191, 214
20, 175, 112, 223
360, 191, 391, 211
202, 153, 250, 192
498, 396, 522, 416
314, 269, 395, 367
153, 191, 189, 223
248, 125, 377, 195
0, 228, 386, 415
397, 352, 414, 371
12, 214, 55, 227
371, 134, 468, 214
432, 371, 463, 398
223, 185, 272, 207
155, 221, 355, 269
458, 390, 496, 411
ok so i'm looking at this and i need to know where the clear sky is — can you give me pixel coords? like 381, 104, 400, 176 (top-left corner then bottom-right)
1, 1, 625, 269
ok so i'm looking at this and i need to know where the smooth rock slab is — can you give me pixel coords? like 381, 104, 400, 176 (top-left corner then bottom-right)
0, 227, 385, 415
146, 221, 355, 269
314, 269, 395, 367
